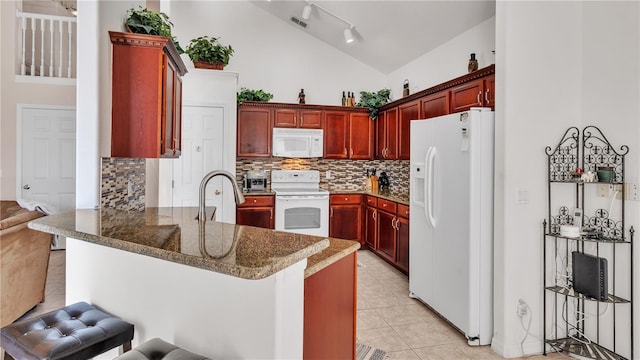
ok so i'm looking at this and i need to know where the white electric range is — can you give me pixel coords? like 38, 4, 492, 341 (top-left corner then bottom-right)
271, 170, 329, 237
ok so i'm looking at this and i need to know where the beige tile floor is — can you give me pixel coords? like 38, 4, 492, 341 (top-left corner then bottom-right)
17, 249, 569, 359
355, 250, 568, 360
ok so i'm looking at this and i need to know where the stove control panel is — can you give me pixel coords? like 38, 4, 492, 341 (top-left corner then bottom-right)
271, 170, 320, 184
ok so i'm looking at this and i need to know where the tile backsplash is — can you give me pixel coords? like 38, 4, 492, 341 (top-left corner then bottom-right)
236, 158, 410, 195
101, 157, 146, 211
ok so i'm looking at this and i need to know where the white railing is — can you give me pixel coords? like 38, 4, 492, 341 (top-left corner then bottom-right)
16, 10, 77, 78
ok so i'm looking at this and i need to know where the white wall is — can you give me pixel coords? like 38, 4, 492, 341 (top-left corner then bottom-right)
0, 1, 76, 200
385, 17, 496, 101
493, 1, 639, 358
168, 1, 385, 106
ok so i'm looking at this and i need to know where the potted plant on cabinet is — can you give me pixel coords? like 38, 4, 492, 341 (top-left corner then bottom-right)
185, 36, 234, 70
237, 88, 274, 104
356, 88, 391, 120
125, 6, 183, 53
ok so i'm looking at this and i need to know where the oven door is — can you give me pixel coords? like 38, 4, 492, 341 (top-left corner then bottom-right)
275, 195, 329, 237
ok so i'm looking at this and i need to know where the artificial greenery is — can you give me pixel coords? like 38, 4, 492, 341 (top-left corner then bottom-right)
356, 88, 391, 120
125, 7, 183, 53
237, 88, 274, 104
185, 36, 234, 66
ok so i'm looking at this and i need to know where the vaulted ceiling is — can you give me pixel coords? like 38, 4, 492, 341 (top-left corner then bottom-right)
250, 1, 495, 74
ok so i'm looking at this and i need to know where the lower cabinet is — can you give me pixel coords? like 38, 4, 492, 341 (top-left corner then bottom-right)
395, 204, 410, 273
329, 194, 363, 244
235, 195, 274, 229
304, 252, 356, 360
363, 197, 410, 275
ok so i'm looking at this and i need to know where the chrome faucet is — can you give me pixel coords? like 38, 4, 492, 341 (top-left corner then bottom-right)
198, 170, 245, 223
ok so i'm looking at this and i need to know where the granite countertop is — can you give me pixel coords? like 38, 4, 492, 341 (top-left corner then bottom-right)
305, 238, 360, 278
28, 207, 331, 280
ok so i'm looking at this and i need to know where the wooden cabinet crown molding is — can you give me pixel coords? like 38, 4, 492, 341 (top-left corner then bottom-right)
108, 31, 188, 76
239, 101, 369, 113
379, 64, 495, 111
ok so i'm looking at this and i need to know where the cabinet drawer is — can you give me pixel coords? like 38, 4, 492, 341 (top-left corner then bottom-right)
330, 194, 362, 205
377, 199, 397, 213
238, 195, 274, 208
397, 204, 410, 219
366, 196, 378, 207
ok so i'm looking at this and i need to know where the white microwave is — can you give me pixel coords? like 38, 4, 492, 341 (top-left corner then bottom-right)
272, 128, 323, 158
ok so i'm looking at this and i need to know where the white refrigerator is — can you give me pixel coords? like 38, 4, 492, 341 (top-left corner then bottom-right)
409, 108, 494, 345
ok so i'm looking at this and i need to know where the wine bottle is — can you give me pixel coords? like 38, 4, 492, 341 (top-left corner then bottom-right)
342, 91, 346, 106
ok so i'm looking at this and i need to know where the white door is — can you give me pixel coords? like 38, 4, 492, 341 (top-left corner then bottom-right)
172, 105, 226, 217
20, 106, 76, 211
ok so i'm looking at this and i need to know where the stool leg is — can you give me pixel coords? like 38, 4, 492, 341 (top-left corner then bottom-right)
122, 340, 132, 353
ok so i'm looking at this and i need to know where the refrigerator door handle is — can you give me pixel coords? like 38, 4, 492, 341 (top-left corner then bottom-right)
426, 146, 438, 227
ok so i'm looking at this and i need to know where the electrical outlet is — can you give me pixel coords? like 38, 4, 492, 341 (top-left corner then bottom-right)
326, 170, 332, 179
596, 184, 622, 199
517, 299, 529, 317
626, 182, 639, 201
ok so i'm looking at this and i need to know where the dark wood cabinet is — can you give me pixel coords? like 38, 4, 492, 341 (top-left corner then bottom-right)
324, 111, 349, 159
237, 106, 273, 157
483, 74, 495, 109
398, 100, 419, 160
396, 204, 410, 273
364, 206, 377, 249
449, 79, 484, 113
329, 194, 362, 243
236, 195, 274, 229
109, 31, 187, 158
324, 111, 372, 160
421, 92, 449, 119
304, 251, 356, 360
377, 209, 396, 263
348, 113, 374, 160
274, 109, 322, 128
376, 108, 398, 159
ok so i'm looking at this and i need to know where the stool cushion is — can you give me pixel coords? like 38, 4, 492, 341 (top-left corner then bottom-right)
0, 302, 134, 360
114, 338, 211, 360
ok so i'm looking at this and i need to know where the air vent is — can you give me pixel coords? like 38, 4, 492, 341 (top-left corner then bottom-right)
290, 16, 308, 28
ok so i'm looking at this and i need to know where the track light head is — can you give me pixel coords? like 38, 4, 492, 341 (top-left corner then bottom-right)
302, 4, 312, 20
344, 26, 354, 44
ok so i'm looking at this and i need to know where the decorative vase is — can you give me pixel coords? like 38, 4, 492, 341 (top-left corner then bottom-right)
468, 53, 478, 73
193, 61, 225, 70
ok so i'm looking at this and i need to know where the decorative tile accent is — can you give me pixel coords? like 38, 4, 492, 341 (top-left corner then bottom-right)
236, 158, 410, 196
101, 157, 146, 211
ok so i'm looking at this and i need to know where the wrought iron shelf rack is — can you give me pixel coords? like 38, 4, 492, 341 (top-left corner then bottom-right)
543, 126, 633, 360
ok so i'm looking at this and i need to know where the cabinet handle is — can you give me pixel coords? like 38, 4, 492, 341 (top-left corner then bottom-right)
373, 209, 376, 220
331, 208, 334, 217
294, 115, 297, 124
477, 91, 482, 106
343, 148, 347, 155
270, 209, 273, 220
391, 218, 396, 229
485, 89, 490, 104
383, 148, 387, 158
350, 148, 353, 157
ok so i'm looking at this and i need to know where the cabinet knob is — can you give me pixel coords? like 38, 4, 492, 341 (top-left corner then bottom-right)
23, 184, 30, 190
253, 199, 257, 203
215, 190, 221, 195
345, 197, 348, 201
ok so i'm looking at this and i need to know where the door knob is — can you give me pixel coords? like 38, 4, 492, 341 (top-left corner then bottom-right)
215, 190, 221, 195
23, 184, 30, 190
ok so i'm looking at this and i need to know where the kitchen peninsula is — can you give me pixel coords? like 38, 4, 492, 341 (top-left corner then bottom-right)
29, 207, 359, 359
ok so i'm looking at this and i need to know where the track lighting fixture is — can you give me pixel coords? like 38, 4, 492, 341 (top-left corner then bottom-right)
343, 26, 354, 44
302, 4, 312, 20
298, 1, 356, 43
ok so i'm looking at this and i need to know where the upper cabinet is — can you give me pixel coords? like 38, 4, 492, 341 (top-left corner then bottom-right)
397, 100, 419, 160
324, 110, 373, 160
237, 104, 273, 157
274, 108, 322, 128
376, 65, 495, 161
109, 31, 187, 158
